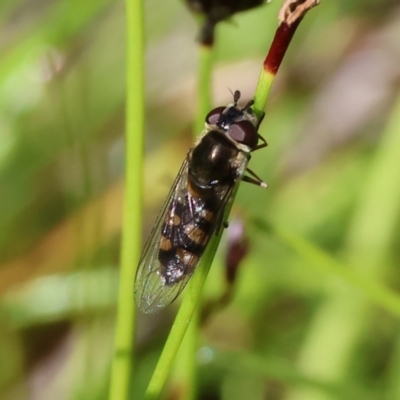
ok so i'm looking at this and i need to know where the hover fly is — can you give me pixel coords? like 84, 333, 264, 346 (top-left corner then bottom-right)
134, 91, 267, 314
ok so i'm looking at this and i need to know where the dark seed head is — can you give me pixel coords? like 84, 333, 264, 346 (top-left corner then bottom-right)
186, 0, 265, 23
186, 0, 265, 45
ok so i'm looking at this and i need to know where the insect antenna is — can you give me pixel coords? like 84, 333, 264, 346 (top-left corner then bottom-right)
242, 99, 254, 111
233, 89, 241, 104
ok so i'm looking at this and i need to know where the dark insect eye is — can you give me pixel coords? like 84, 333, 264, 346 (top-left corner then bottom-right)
205, 107, 225, 126
227, 120, 258, 149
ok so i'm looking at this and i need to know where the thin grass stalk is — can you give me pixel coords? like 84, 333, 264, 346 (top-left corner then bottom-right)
170, 311, 200, 400
144, 231, 223, 400
168, 42, 215, 400
195, 44, 214, 134
253, 0, 320, 117
108, 0, 144, 399
144, 28, 217, 399
253, 19, 301, 118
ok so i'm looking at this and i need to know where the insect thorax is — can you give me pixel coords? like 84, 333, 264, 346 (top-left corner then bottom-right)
189, 130, 249, 190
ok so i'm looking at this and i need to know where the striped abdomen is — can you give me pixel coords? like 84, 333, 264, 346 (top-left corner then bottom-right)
157, 190, 216, 285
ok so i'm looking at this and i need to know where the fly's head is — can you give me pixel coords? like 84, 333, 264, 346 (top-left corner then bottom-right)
205, 90, 260, 151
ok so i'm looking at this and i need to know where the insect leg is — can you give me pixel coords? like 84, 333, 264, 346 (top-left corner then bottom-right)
253, 133, 268, 151
215, 209, 229, 236
242, 168, 268, 188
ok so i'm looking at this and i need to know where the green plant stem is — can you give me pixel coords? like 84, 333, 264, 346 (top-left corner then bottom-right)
170, 311, 199, 400
144, 234, 221, 400
109, 0, 144, 399
253, 20, 301, 119
195, 44, 214, 134
145, 183, 237, 399
166, 41, 216, 400
253, 67, 275, 119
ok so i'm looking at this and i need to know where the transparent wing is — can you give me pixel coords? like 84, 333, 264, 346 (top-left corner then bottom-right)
134, 153, 238, 314
134, 155, 197, 314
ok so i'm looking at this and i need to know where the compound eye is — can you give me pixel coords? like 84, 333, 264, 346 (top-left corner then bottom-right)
205, 107, 225, 126
227, 120, 258, 149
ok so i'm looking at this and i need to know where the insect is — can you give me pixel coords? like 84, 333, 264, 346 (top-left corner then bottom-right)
134, 90, 267, 314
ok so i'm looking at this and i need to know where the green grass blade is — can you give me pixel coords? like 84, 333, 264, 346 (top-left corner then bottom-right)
195, 44, 214, 134
108, 0, 144, 399
144, 180, 239, 399
144, 235, 221, 400
274, 227, 400, 317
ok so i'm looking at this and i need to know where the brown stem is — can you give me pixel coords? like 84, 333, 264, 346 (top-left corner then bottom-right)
263, 19, 301, 75
263, 0, 320, 75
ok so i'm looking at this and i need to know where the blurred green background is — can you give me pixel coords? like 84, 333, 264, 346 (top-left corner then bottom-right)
1, 0, 400, 399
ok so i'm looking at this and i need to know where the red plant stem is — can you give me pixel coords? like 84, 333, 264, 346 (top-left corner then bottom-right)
264, 19, 301, 75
